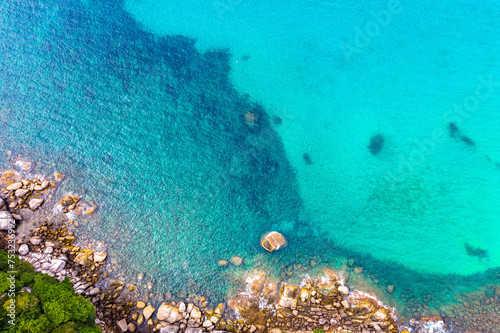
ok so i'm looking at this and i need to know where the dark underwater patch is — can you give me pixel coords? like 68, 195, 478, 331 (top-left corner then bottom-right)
303, 153, 312, 165
0, 0, 304, 298
448, 122, 459, 137
368, 134, 385, 155
464, 243, 489, 259
448, 122, 476, 146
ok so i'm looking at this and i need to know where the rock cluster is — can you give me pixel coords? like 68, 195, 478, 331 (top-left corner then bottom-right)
14, 222, 134, 331
437, 285, 500, 333
60, 195, 82, 213
230, 271, 400, 333
0, 172, 53, 212
58, 194, 96, 215
115, 296, 232, 333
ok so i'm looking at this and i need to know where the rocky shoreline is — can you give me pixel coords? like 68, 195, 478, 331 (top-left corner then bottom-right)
2, 162, 499, 333
9, 220, 403, 333
0, 165, 406, 333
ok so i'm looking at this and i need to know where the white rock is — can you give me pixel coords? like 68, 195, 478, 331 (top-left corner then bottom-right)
157, 303, 183, 323
190, 306, 202, 319
30, 237, 43, 245
338, 285, 349, 295
160, 326, 180, 333
44, 247, 53, 254
15, 189, 29, 198
93, 251, 107, 263
6, 182, 22, 190
45, 241, 60, 248
89, 287, 100, 296
50, 259, 66, 273
0, 211, 15, 230
178, 302, 186, 313
117, 319, 128, 333
19, 244, 29, 255
29, 198, 44, 210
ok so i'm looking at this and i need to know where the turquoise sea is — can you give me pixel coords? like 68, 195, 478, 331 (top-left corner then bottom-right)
1, 0, 499, 327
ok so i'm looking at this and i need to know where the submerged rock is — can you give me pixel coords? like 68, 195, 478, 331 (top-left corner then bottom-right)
260, 232, 287, 252
368, 134, 385, 155
464, 243, 488, 259
218, 260, 228, 267
0, 171, 15, 180
229, 256, 243, 266
302, 153, 313, 165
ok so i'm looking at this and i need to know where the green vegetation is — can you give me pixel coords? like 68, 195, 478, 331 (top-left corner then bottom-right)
313, 329, 325, 333
0, 249, 101, 333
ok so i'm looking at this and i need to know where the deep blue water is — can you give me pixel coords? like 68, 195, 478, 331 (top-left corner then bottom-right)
1, 0, 500, 324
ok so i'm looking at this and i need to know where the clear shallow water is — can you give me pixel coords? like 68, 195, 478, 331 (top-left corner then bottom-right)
0, 0, 499, 321
126, 0, 500, 276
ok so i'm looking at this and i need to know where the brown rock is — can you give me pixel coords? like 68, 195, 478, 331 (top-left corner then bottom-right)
371, 308, 388, 321
218, 260, 229, 267
260, 232, 287, 252
386, 285, 394, 294
127, 323, 136, 332
85, 207, 96, 215
1, 171, 15, 180
61, 195, 74, 206
353, 267, 364, 274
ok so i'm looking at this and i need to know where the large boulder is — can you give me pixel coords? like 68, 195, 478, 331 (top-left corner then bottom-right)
260, 232, 287, 252
278, 285, 298, 308
0, 211, 15, 230
157, 303, 183, 323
